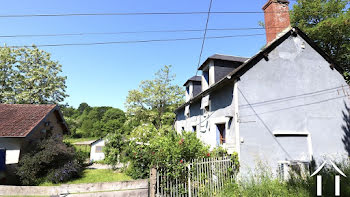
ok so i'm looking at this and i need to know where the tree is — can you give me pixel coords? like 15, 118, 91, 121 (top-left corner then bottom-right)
125, 65, 184, 130
291, 0, 350, 73
0, 46, 67, 104
77, 102, 92, 115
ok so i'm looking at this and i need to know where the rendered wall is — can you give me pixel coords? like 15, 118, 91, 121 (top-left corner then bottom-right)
237, 34, 349, 174
90, 139, 105, 162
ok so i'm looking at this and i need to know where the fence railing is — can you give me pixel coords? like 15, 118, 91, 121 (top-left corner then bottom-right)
155, 156, 237, 197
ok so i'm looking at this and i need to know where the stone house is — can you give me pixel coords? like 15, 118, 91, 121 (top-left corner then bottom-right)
0, 104, 68, 184
175, 0, 350, 175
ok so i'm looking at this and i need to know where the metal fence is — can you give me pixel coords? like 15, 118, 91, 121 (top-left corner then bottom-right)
155, 156, 237, 197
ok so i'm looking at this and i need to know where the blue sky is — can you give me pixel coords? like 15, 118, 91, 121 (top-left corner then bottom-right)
1, 0, 296, 110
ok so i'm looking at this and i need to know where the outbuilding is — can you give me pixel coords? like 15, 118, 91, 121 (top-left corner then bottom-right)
90, 139, 105, 162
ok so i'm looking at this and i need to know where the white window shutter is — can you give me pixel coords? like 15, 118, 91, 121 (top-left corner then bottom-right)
200, 95, 210, 109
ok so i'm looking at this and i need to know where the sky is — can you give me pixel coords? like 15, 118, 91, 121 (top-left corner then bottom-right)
1, 0, 296, 110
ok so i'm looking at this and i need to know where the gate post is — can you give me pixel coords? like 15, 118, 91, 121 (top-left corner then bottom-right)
150, 167, 157, 197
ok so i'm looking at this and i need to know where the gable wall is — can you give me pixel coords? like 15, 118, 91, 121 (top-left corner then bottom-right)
237, 34, 349, 174
90, 140, 105, 162
22, 111, 65, 154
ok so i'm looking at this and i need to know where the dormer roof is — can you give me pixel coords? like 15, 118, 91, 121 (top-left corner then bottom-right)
183, 76, 202, 86
197, 54, 249, 70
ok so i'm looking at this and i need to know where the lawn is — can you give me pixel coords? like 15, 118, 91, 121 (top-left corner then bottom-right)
40, 169, 132, 186
63, 137, 98, 144
64, 137, 98, 159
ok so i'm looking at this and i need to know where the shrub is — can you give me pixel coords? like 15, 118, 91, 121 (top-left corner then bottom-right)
16, 135, 84, 185
104, 131, 125, 165
124, 130, 210, 179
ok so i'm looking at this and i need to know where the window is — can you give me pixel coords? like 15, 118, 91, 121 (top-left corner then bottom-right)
181, 127, 185, 132
95, 146, 103, 153
192, 126, 197, 132
203, 71, 209, 84
216, 123, 226, 145
201, 95, 210, 113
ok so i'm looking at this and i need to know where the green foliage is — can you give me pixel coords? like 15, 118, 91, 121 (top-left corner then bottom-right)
218, 164, 309, 197
219, 159, 350, 197
16, 136, 84, 185
125, 65, 184, 130
288, 160, 350, 196
104, 131, 125, 165
210, 146, 228, 157
61, 103, 126, 138
0, 46, 67, 104
124, 131, 209, 179
291, 0, 350, 73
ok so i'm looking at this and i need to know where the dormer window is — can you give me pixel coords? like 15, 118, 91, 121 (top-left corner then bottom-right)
203, 70, 209, 91
183, 76, 202, 101
197, 54, 249, 91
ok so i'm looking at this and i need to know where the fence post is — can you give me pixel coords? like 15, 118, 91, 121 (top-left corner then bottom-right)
150, 167, 157, 197
188, 164, 191, 197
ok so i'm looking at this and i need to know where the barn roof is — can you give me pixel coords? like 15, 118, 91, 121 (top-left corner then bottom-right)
0, 104, 68, 137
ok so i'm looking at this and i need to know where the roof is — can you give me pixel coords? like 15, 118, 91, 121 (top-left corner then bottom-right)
197, 54, 249, 70
0, 104, 68, 137
175, 27, 343, 112
91, 138, 105, 146
183, 76, 202, 86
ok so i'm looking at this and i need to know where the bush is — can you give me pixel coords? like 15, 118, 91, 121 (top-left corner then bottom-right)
104, 131, 125, 165
16, 135, 84, 185
124, 130, 210, 179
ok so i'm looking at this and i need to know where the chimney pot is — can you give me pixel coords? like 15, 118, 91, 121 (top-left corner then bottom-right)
262, 0, 291, 44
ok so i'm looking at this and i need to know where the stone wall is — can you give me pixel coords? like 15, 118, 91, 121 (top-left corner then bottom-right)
0, 179, 148, 196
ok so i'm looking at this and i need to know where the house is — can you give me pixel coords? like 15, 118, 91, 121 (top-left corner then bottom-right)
90, 138, 105, 162
0, 104, 68, 183
175, 0, 350, 175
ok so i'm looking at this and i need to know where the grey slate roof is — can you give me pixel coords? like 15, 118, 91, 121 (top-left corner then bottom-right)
183, 76, 202, 86
175, 27, 343, 112
197, 54, 249, 70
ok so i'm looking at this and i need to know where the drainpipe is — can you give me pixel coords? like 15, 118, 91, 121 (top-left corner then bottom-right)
233, 79, 240, 161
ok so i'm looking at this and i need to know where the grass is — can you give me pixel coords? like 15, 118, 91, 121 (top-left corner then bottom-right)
63, 137, 99, 159
39, 169, 132, 186
63, 137, 98, 144
218, 163, 310, 197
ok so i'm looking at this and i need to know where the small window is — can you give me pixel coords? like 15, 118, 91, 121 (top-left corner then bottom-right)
181, 127, 185, 132
192, 126, 197, 132
203, 71, 209, 85
95, 146, 103, 153
216, 123, 226, 145
204, 105, 210, 113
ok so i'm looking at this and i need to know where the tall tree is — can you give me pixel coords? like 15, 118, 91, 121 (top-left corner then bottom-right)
291, 0, 350, 73
0, 47, 17, 102
0, 46, 67, 104
125, 65, 184, 130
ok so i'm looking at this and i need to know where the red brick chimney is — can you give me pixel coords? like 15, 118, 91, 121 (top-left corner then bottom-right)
262, 0, 290, 43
